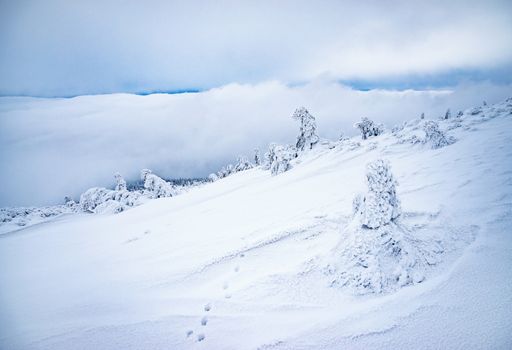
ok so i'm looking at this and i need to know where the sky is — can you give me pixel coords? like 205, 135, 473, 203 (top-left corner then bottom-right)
0, 0, 512, 206
1, 0, 512, 96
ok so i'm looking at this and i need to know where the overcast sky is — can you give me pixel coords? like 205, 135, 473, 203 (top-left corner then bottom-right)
1, 0, 511, 96
1, 0, 512, 206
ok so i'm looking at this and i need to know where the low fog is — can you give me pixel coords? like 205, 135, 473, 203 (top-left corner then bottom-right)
1, 80, 511, 206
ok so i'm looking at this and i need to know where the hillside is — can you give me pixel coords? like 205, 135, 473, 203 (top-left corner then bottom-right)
1, 99, 511, 349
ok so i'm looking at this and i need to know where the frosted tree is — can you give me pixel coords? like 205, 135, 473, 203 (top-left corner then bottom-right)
353, 159, 401, 229
444, 108, 451, 119
423, 120, 455, 149
235, 156, 253, 172
140, 169, 175, 198
270, 145, 295, 176
114, 172, 127, 191
254, 148, 261, 166
292, 107, 319, 151
262, 143, 277, 170
354, 117, 384, 140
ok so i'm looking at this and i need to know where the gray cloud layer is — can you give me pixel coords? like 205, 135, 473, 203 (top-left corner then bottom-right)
1, 80, 511, 207
1, 0, 511, 96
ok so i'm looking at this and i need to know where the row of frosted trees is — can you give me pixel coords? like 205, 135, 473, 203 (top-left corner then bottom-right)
72, 102, 460, 216
210, 104, 457, 181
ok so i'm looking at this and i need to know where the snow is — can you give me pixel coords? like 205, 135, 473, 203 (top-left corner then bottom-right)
0, 99, 511, 349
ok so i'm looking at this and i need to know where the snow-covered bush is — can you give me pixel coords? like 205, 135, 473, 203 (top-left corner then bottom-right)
444, 108, 451, 119
270, 144, 296, 176
79, 187, 117, 212
114, 173, 127, 191
234, 155, 253, 172
423, 120, 455, 149
354, 117, 384, 140
353, 159, 401, 229
141, 169, 175, 198
208, 173, 219, 182
292, 107, 319, 151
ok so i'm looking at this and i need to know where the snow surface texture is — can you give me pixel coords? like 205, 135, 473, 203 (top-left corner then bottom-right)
1, 99, 512, 349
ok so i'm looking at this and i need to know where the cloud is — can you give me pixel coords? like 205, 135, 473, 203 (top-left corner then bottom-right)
0, 0, 511, 96
1, 80, 511, 207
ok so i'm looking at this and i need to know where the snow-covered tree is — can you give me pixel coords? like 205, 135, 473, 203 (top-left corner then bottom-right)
353, 159, 401, 229
423, 120, 455, 149
262, 143, 277, 170
292, 107, 319, 151
254, 148, 261, 166
354, 117, 384, 140
456, 110, 463, 118
114, 172, 127, 191
420, 112, 425, 120
140, 169, 175, 198
444, 108, 451, 119
483, 100, 487, 106
270, 145, 295, 176
235, 156, 253, 172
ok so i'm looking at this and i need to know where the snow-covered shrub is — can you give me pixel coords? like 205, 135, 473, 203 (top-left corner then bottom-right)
64, 196, 77, 208
234, 156, 253, 172
79, 187, 117, 212
469, 106, 482, 115
353, 159, 401, 229
141, 169, 175, 198
292, 107, 319, 151
354, 117, 384, 140
423, 120, 455, 149
270, 144, 295, 176
208, 173, 219, 182
444, 108, 451, 119
114, 172, 127, 191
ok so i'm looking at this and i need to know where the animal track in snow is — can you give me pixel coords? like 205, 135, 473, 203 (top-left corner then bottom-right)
186, 330, 193, 337
204, 303, 211, 312
201, 316, 208, 326
197, 333, 205, 342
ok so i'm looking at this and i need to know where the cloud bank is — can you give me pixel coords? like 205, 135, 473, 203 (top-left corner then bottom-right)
1, 0, 511, 96
1, 80, 511, 207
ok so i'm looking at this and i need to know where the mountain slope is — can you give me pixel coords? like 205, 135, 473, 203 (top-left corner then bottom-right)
1, 100, 511, 349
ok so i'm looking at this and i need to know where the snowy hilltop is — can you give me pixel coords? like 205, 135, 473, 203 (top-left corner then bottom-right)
0, 98, 511, 349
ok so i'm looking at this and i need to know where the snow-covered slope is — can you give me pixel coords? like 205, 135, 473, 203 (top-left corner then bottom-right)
1, 100, 511, 349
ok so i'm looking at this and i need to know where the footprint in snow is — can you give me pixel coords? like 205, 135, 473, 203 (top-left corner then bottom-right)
201, 316, 208, 326
204, 303, 211, 312
197, 333, 205, 342
186, 330, 193, 337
